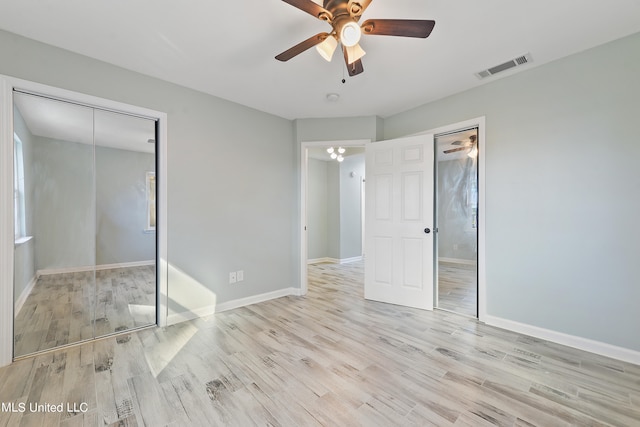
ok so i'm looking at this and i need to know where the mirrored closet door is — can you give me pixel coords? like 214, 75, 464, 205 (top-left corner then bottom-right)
13, 92, 157, 357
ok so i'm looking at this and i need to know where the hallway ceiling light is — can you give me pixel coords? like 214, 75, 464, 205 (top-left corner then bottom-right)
327, 146, 346, 162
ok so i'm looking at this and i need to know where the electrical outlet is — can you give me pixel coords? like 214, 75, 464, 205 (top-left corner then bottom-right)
229, 272, 237, 284
237, 270, 244, 282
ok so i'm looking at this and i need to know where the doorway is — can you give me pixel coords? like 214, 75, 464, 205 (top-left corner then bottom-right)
300, 140, 368, 294
435, 128, 479, 317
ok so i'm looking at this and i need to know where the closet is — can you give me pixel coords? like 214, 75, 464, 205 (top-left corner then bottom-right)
12, 91, 158, 357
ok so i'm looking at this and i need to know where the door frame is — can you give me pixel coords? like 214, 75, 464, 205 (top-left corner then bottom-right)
299, 139, 370, 295
0, 75, 169, 367
413, 117, 486, 321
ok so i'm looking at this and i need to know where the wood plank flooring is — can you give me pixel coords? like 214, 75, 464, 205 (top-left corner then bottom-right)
437, 261, 477, 317
14, 266, 156, 357
2, 260, 640, 426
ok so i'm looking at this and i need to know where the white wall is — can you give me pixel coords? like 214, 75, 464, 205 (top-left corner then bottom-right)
385, 32, 640, 353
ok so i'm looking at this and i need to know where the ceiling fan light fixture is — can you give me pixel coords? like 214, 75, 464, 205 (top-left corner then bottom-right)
467, 146, 478, 158
316, 35, 338, 61
340, 21, 362, 47
337, 147, 345, 154
327, 147, 335, 154
337, 155, 344, 162
345, 43, 366, 64
331, 152, 338, 159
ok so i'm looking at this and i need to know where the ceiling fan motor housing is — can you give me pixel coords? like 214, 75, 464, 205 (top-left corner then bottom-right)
323, 0, 351, 19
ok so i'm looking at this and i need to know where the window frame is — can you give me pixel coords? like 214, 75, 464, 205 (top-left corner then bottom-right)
13, 133, 26, 241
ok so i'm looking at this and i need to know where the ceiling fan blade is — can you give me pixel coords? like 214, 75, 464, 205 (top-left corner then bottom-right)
276, 33, 329, 62
347, 59, 364, 76
343, 46, 364, 76
361, 19, 436, 38
281, 0, 332, 20
443, 146, 468, 154
348, 0, 373, 20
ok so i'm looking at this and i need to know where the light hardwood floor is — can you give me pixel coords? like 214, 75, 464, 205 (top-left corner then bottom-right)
14, 266, 156, 357
437, 261, 477, 317
2, 261, 639, 426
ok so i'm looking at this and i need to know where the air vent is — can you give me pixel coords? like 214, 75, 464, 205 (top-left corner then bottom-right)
475, 53, 533, 79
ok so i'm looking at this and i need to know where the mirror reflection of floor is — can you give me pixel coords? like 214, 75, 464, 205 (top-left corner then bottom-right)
13, 265, 156, 357
437, 261, 477, 317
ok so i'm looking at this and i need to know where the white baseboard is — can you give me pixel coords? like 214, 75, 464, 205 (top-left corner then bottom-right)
307, 257, 333, 265
438, 257, 477, 266
484, 315, 640, 366
339, 256, 363, 264
37, 260, 155, 277
166, 287, 301, 326
307, 256, 363, 265
14, 274, 37, 316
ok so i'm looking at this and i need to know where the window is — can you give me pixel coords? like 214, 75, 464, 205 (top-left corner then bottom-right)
14, 134, 26, 240
146, 171, 156, 231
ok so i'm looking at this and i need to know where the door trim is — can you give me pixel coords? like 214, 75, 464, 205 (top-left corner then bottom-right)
299, 139, 370, 295
0, 75, 168, 366
412, 117, 486, 321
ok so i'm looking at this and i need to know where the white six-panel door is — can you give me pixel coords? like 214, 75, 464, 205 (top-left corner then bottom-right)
364, 134, 434, 310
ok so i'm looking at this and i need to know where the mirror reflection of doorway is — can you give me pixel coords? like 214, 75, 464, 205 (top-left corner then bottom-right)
435, 128, 478, 317
12, 91, 158, 358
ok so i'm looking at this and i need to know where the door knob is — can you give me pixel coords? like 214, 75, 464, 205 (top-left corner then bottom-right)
424, 228, 431, 234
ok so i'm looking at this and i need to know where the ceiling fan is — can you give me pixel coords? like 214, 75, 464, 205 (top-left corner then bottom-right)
275, 0, 436, 76
443, 135, 477, 156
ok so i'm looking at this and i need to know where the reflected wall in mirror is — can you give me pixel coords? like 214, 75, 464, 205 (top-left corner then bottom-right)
435, 128, 479, 318
13, 92, 157, 357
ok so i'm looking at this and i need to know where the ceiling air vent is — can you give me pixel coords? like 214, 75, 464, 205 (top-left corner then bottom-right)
475, 53, 533, 79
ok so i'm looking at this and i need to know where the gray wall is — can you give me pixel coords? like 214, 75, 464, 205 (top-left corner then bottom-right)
307, 155, 364, 262
1, 29, 295, 319
294, 116, 383, 143
15, 105, 155, 272
96, 146, 155, 265
30, 140, 155, 269
31, 135, 95, 270
326, 162, 341, 259
339, 153, 365, 259
437, 158, 477, 261
307, 158, 330, 260
385, 32, 640, 351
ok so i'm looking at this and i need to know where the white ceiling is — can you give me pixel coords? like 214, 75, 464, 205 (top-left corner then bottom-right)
2, 1, 640, 120
14, 93, 156, 153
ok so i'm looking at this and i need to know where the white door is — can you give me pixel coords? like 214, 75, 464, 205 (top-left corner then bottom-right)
364, 134, 434, 310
